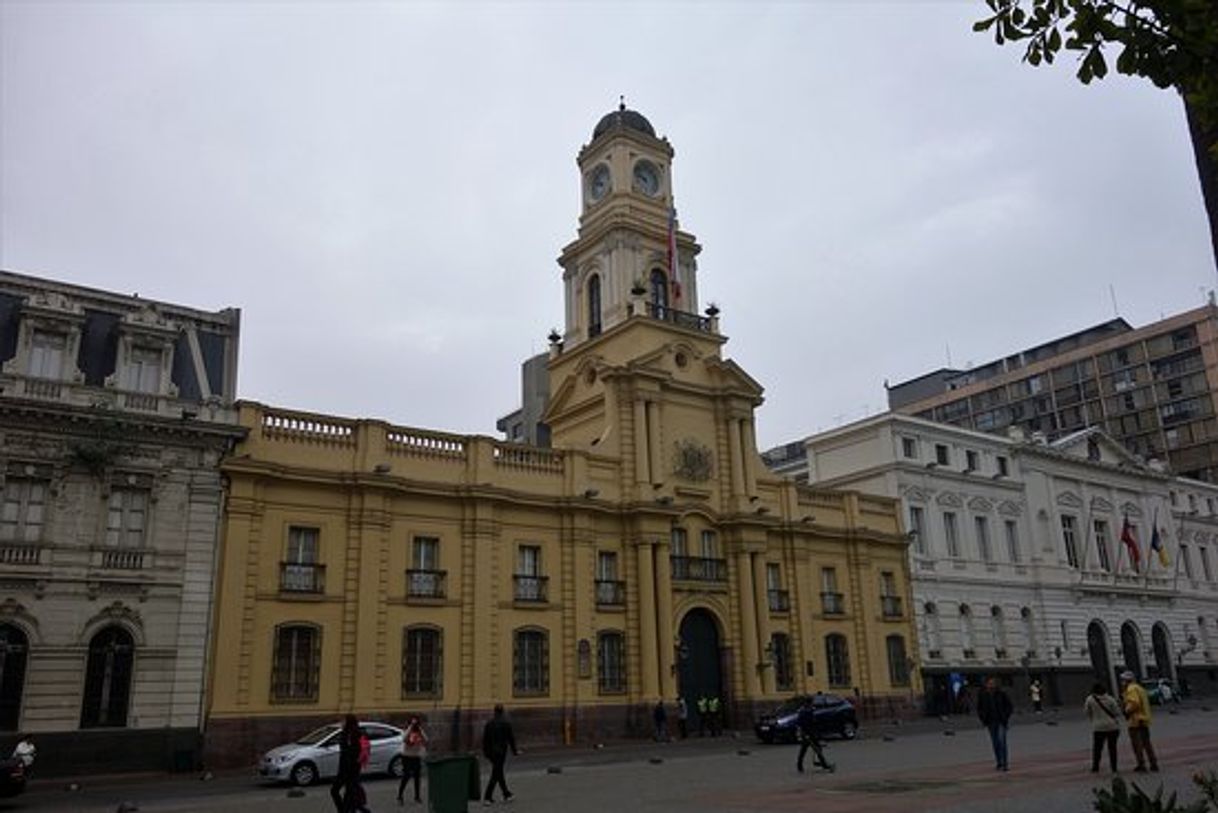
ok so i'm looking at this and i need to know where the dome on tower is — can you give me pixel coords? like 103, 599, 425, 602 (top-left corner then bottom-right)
592, 103, 656, 140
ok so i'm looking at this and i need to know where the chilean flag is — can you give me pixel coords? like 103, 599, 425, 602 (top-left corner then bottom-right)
1120, 516, 1141, 573
667, 207, 681, 304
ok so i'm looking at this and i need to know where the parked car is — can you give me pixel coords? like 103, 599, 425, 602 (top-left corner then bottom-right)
754, 693, 858, 744
0, 757, 27, 798
258, 721, 406, 786
1143, 678, 1177, 706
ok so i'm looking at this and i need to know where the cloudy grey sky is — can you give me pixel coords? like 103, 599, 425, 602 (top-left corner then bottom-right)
2, 1, 1214, 449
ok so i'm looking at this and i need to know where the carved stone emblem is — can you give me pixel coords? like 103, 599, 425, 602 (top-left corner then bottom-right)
672, 439, 713, 482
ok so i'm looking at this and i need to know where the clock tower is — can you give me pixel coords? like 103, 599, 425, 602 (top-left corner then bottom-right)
559, 103, 703, 348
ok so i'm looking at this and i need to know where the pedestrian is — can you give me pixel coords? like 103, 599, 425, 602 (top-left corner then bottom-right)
652, 699, 668, 742
10, 734, 35, 771
330, 715, 362, 813
795, 699, 834, 774
481, 704, 520, 805
676, 696, 688, 739
697, 695, 708, 737
977, 677, 1013, 772
1120, 670, 1159, 773
397, 716, 428, 805
1083, 682, 1122, 773
1030, 679, 1043, 713
350, 728, 372, 813
707, 695, 722, 736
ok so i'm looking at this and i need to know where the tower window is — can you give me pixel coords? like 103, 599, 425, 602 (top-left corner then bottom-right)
649, 269, 669, 312
587, 274, 602, 339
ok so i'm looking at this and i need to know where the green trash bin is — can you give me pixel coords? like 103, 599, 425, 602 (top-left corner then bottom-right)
426, 754, 480, 813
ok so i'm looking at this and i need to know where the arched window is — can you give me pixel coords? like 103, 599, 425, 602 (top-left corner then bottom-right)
80, 626, 134, 728
649, 269, 669, 313
1120, 621, 1143, 679
770, 633, 794, 690
587, 274, 602, 338
402, 626, 442, 698
959, 604, 976, 658
1020, 607, 1038, 657
0, 624, 29, 731
271, 623, 321, 703
991, 606, 1008, 657
886, 635, 909, 686
597, 631, 625, 694
513, 628, 549, 696
1151, 623, 1173, 680
923, 602, 944, 658
825, 633, 850, 687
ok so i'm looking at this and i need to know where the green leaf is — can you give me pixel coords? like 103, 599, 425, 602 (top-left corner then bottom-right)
1048, 27, 1062, 52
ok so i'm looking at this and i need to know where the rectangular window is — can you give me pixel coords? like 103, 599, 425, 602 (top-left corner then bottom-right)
1093, 520, 1111, 571
944, 511, 960, 558
597, 632, 625, 693
901, 437, 918, 459
935, 444, 950, 466
886, 635, 910, 687
699, 530, 719, 559
0, 478, 46, 544
880, 570, 897, 597
1061, 515, 1080, 568
282, 526, 323, 593
908, 505, 926, 554
820, 567, 843, 614
997, 456, 1009, 477
271, 625, 320, 702
1201, 546, 1213, 582
1182, 544, 1194, 580
670, 527, 688, 557
597, 551, 618, 581
771, 633, 794, 690
1004, 520, 1021, 563
975, 516, 992, 563
821, 566, 838, 593
515, 545, 545, 601
513, 629, 549, 695
880, 571, 901, 616
412, 536, 439, 570
29, 330, 66, 379
518, 545, 540, 576
287, 526, 319, 564
825, 634, 850, 687
127, 346, 162, 394
402, 627, 442, 697
408, 536, 443, 598
595, 552, 624, 606
105, 489, 148, 548
965, 450, 979, 472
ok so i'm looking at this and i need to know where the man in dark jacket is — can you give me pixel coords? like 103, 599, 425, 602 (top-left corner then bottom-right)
481, 704, 520, 804
977, 677, 1013, 771
795, 697, 834, 773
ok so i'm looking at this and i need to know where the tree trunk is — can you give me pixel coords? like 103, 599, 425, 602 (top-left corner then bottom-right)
1183, 93, 1218, 272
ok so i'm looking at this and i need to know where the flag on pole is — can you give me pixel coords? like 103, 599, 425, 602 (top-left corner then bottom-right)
1119, 516, 1141, 573
1149, 509, 1169, 567
667, 207, 681, 305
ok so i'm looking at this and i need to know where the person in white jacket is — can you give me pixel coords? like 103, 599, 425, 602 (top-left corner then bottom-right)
1083, 683, 1122, 773
397, 717, 428, 805
11, 735, 34, 770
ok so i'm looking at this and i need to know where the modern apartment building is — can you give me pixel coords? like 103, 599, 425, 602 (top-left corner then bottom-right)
887, 305, 1218, 483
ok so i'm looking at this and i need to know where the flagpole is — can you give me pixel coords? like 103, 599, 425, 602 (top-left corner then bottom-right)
1077, 499, 1095, 582
1172, 515, 1187, 592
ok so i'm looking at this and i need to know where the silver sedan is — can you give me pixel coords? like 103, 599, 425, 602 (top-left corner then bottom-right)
258, 721, 406, 786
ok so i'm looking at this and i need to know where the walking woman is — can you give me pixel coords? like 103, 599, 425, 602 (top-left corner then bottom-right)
1083, 682, 1122, 773
397, 716, 428, 805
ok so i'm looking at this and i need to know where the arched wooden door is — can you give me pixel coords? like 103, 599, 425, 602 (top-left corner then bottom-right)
677, 608, 723, 732
1120, 621, 1144, 680
1151, 623, 1173, 681
1087, 620, 1114, 692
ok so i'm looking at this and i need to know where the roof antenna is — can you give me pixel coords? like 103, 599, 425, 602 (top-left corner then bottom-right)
619, 94, 626, 111
1109, 284, 1120, 317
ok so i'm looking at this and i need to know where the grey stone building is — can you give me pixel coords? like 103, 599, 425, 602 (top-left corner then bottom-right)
0, 270, 243, 774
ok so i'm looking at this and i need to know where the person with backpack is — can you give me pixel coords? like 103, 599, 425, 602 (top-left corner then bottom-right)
1084, 682, 1122, 773
397, 717, 428, 805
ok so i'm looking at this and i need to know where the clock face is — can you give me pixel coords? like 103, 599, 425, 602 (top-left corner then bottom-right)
589, 164, 611, 202
633, 161, 660, 197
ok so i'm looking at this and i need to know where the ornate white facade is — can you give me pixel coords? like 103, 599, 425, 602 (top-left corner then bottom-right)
766, 414, 1218, 709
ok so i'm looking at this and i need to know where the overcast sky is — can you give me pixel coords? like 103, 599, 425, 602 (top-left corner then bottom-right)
3, 1, 1214, 450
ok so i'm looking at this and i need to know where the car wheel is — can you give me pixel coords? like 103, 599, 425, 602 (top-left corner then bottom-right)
840, 721, 858, 740
389, 755, 405, 778
290, 761, 318, 787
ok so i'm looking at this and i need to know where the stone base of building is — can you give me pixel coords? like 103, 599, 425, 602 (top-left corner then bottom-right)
0, 727, 202, 778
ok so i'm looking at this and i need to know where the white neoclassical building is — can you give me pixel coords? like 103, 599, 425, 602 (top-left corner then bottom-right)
764, 414, 1218, 711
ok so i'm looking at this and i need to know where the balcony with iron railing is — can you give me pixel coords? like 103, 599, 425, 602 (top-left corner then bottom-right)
767, 589, 791, 613
643, 302, 714, 334
821, 591, 845, 615
280, 562, 325, 594
881, 595, 904, 618
670, 556, 728, 582
595, 579, 626, 607
406, 569, 447, 599
513, 574, 549, 603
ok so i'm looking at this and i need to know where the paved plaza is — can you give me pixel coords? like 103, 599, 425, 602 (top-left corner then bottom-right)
6, 707, 1217, 812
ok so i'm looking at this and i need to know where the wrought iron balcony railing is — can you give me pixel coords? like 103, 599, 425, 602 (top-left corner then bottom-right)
513, 574, 549, 602
595, 579, 626, 606
881, 595, 903, 618
644, 303, 713, 333
280, 562, 325, 594
406, 568, 447, 599
670, 556, 728, 582
821, 591, 845, 615
768, 589, 791, 613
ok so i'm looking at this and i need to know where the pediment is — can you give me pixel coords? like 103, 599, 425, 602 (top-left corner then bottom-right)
1090, 496, 1114, 513
968, 496, 993, 513
936, 491, 963, 508
1050, 427, 1145, 469
1120, 501, 1143, 519
997, 500, 1024, 518
541, 355, 606, 422
1056, 490, 1083, 509
900, 485, 931, 504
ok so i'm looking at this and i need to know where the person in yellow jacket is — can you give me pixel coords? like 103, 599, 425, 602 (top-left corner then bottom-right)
1119, 671, 1159, 772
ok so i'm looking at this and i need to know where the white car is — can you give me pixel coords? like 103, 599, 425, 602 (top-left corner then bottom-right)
258, 721, 406, 786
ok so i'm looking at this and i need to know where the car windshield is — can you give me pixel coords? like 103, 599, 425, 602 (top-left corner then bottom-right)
295, 724, 340, 746
771, 698, 808, 717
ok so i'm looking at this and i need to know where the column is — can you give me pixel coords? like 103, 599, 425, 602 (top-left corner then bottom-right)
736, 550, 761, 697
741, 419, 758, 498
637, 541, 660, 699
728, 419, 745, 497
752, 551, 770, 695
647, 401, 662, 487
634, 399, 650, 485
655, 540, 676, 700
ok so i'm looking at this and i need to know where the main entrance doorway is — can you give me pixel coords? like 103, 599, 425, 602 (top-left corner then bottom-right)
677, 608, 723, 733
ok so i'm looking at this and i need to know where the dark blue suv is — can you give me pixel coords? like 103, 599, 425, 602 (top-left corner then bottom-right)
754, 693, 858, 743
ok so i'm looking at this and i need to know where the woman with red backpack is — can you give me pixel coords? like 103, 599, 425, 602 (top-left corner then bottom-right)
397, 717, 428, 805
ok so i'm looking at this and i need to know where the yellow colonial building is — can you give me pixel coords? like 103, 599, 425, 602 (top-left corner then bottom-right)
204, 106, 919, 766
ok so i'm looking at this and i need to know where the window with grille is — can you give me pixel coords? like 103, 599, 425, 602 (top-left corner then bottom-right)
271, 624, 320, 702
513, 628, 549, 695
825, 634, 850, 687
0, 624, 29, 731
80, 626, 134, 727
886, 635, 909, 686
771, 633, 794, 690
0, 479, 46, 544
597, 631, 625, 694
1061, 515, 1079, 568
106, 489, 148, 548
402, 627, 442, 698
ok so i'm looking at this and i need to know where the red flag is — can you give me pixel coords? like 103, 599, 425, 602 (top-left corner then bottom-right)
1120, 517, 1141, 573
667, 207, 681, 304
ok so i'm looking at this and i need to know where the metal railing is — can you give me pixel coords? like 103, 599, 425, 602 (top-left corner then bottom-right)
514, 574, 549, 602
881, 595, 903, 618
406, 569, 447, 599
280, 562, 325, 594
0, 545, 40, 566
102, 549, 145, 570
595, 579, 626, 606
670, 556, 728, 582
821, 591, 845, 615
768, 589, 791, 613
644, 303, 713, 333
